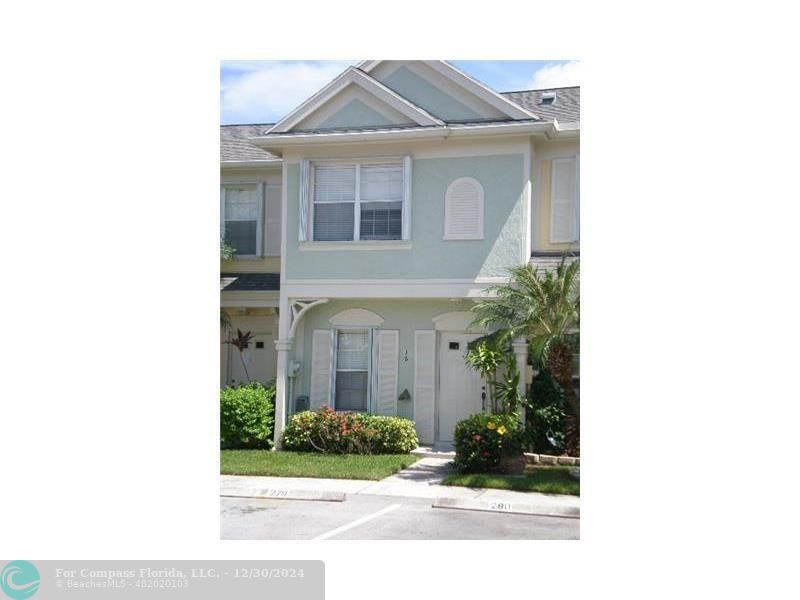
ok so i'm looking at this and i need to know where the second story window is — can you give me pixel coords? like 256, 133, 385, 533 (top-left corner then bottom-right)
300, 157, 411, 244
221, 183, 262, 256
220, 182, 280, 258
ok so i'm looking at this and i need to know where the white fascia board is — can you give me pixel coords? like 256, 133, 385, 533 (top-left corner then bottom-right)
267, 67, 444, 133
447, 121, 556, 138
360, 60, 540, 121
220, 159, 283, 168
356, 60, 381, 71
252, 126, 449, 148
252, 121, 562, 152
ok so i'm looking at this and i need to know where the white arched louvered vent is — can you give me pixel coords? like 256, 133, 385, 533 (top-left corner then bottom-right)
444, 177, 484, 240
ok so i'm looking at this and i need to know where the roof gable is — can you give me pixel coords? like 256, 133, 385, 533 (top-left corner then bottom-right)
359, 60, 539, 122
268, 67, 443, 134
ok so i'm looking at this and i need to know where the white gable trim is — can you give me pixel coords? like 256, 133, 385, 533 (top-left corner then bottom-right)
357, 60, 539, 121
268, 67, 444, 133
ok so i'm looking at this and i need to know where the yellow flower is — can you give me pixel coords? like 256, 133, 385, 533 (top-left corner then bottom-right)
486, 421, 497, 430
497, 425, 507, 436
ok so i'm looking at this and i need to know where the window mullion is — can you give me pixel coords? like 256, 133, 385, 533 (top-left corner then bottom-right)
354, 164, 361, 241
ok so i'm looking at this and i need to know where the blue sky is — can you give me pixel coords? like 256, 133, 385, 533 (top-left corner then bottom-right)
220, 60, 579, 125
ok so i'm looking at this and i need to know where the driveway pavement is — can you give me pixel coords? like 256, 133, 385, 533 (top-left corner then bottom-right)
220, 457, 580, 540
221, 494, 579, 540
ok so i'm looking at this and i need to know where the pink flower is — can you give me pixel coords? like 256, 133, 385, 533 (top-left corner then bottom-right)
473, 434, 481, 442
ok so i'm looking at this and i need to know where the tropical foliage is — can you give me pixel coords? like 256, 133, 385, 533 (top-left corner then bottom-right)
525, 369, 568, 454
225, 329, 255, 383
453, 412, 524, 473
220, 381, 276, 449
465, 335, 522, 415
471, 257, 580, 455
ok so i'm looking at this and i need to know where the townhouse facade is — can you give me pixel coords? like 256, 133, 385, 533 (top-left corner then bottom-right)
221, 60, 579, 447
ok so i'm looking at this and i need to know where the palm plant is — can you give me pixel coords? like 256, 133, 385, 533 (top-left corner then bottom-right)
225, 329, 255, 383
471, 257, 580, 453
465, 336, 522, 415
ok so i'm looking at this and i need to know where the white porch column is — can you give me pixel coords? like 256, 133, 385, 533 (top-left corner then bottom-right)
512, 337, 529, 425
273, 295, 292, 449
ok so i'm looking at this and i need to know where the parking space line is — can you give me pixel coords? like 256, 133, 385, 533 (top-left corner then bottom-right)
311, 503, 402, 540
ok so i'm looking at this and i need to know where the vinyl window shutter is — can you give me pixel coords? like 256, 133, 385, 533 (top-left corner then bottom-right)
444, 177, 484, 240
265, 184, 282, 256
402, 156, 412, 240
550, 157, 578, 243
298, 159, 311, 242
413, 330, 436, 444
374, 330, 399, 416
256, 183, 265, 257
309, 329, 333, 409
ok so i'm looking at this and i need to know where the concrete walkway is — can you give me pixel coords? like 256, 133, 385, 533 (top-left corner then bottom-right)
221, 457, 579, 517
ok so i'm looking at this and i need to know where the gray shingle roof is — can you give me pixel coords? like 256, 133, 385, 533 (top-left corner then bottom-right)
221, 124, 279, 162
220, 272, 280, 291
219, 87, 579, 162
501, 87, 580, 124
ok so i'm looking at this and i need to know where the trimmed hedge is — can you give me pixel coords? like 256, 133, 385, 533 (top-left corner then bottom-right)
282, 406, 418, 454
453, 412, 523, 473
220, 381, 275, 449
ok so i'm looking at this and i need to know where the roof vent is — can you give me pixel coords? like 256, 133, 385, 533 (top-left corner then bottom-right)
540, 92, 557, 105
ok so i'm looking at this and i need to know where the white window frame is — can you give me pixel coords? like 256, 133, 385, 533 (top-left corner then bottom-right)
303, 156, 412, 248
220, 182, 265, 258
549, 156, 580, 244
331, 327, 374, 413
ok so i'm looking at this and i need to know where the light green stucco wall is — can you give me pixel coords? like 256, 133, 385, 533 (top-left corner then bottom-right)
317, 99, 397, 130
285, 153, 525, 279
379, 66, 481, 121
292, 299, 477, 420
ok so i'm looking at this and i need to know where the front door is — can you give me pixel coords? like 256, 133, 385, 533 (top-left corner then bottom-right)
437, 333, 485, 442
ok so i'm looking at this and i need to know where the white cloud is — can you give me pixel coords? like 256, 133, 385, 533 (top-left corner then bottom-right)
220, 61, 357, 124
530, 61, 581, 89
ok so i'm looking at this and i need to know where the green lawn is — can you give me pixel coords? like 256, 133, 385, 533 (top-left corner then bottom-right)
442, 465, 579, 496
221, 450, 420, 480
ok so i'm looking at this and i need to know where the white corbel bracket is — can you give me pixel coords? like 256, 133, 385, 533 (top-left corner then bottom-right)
288, 298, 329, 339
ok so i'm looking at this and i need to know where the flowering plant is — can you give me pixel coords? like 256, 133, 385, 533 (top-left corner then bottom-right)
282, 406, 418, 454
452, 412, 523, 473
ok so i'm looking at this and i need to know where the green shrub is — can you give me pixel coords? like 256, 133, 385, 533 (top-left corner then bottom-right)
453, 412, 523, 473
525, 370, 567, 454
282, 406, 418, 454
220, 381, 275, 449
